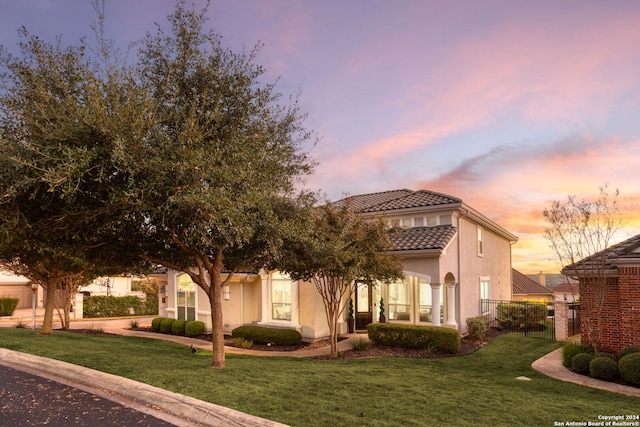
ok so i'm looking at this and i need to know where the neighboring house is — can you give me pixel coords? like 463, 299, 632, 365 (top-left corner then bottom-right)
0, 272, 41, 310
81, 276, 133, 297
553, 282, 580, 303
512, 269, 554, 302
562, 233, 640, 353
160, 188, 518, 340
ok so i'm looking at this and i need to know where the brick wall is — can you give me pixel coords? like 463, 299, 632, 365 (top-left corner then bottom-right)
579, 268, 640, 353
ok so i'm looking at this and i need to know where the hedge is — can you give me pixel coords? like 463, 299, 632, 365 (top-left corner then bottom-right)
232, 325, 302, 346
562, 343, 593, 368
160, 318, 175, 334
151, 317, 165, 332
571, 353, 594, 375
617, 346, 640, 361
589, 357, 618, 381
83, 295, 158, 318
496, 302, 546, 329
367, 323, 460, 353
0, 297, 19, 316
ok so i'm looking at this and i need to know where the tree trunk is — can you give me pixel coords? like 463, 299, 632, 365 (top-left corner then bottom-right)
209, 283, 225, 368
41, 282, 57, 335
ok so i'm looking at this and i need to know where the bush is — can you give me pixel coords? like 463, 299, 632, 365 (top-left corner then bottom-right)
572, 353, 594, 375
171, 319, 187, 335
589, 357, 618, 381
83, 295, 157, 318
0, 297, 19, 316
232, 326, 302, 346
232, 337, 253, 349
466, 316, 489, 341
367, 323, 460, 353
185, 320, 205, 337
351, 337, 370, 351
562, 342, 593, 368
617, 346, 640, 361
619, 353, 640, 386
593, 352, 615, 361
151, 317, 165, 332
160, 318, 175, 334
496, 302, 546, 329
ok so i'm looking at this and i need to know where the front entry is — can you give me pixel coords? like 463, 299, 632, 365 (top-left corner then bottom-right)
177, 274, 196, 321
355, 282, 373, 330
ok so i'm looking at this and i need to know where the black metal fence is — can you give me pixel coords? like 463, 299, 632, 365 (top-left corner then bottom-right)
482, 300, 556, 340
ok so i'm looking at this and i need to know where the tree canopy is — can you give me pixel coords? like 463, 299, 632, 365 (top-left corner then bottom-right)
1, 0, 316, 368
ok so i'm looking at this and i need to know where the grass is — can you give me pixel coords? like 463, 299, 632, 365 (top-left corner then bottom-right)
1, 329, 639, 426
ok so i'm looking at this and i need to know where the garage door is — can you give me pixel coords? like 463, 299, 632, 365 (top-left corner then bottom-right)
0, 284, 33, 309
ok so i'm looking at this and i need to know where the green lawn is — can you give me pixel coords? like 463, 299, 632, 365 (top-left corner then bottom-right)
1, 329, 639, 426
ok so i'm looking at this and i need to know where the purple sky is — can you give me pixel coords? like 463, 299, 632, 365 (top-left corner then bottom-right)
2, 0, 640, 274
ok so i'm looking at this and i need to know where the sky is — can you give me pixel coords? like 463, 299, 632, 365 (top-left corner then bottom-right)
1, 0, 639, 275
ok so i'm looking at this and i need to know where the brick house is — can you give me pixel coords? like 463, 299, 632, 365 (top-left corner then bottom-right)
562, 233, 640, 353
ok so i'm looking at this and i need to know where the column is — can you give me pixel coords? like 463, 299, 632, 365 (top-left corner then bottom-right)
430, 283, 441, 327
259, 270, 270, 323
554, 301, 569, 342
445, 283, 457, 328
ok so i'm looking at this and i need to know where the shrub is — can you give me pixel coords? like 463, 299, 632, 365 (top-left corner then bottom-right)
466, 316, 489, 341
617, 345, 640, 361
15, 319, 28, 329
232, 337, 253, 349
593, 352, 615, 361
231, 325, 302, 346
589, 357, 618, 381
571, 353, 594, 375
129, 320, 139, 329
351, 337, 370, 351
0, 297, 19, 316
171, 319, 187, 335
562, 342, 593, 368
185, 320, 206, 337
160, 318, 175, 334
83, 295, 157, 318
496, 302, 546, 329
619, 353, 640, 386
151, 317, 165, 332
367, 323, 460, 353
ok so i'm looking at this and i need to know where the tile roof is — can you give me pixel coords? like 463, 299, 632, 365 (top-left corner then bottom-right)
389, 225, 457, 252
553, 283, 580, 294
564, 233, 640, 274
337, 189, 461, 213
512, 269, 553, 295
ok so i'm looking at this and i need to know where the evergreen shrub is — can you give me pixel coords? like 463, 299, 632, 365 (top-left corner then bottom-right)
618, 353, 640, 386
151, 317, 165, 332
185, 320, 205, 337
466, 316, 489, 341
160, 318, 175, 334
589, 357, 618, 381
367, 323, 460, 353
171, 319, 187, 335
617, 346, 640, 362
571, 353, 594, 375
231, 325, 302, 345
0, 297, 19, 316
562, 342, 593, 368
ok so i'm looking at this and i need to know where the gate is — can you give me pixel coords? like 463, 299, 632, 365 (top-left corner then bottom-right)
483, 300, 556, 340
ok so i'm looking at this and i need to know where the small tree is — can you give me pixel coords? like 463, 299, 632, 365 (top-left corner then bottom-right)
543, 184, 625, 351
275, 202, 403, 358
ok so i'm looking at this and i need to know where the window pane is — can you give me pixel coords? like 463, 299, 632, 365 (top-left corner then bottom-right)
414, 217, 424, 227
272, 279, 291, 320
389, 279, 411, 320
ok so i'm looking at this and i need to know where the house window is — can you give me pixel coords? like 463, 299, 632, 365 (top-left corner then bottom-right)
271, 273, 292, 321
414, 217, 424, 227
418, 278, 443, 323
480, 278, 489, 314
426, 216, 437, 226
477, 226, 484, 256
389, 279, 411, 321
400, 218, 412, 229
176, 274, 196, 321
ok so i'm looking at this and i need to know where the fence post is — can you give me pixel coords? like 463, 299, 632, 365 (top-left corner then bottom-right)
72, 293, 84, 320
554, 301, 568, 342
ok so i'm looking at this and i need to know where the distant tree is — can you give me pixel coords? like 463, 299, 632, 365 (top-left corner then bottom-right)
543, 184, 625, 351
274, 202, 404, 358
0, 4, 151, 334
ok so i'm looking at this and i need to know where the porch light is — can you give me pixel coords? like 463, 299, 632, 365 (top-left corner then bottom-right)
223, 285, 231, 300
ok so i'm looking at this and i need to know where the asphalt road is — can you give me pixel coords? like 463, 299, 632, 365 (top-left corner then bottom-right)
0, 364, 183, 426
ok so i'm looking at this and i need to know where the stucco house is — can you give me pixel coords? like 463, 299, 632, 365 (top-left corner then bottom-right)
562, 232, 640, 353
159, 188, 518, 340
511, 269, 554, 302
553, 282, 580, 303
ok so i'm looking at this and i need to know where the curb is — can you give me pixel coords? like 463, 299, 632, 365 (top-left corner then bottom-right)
0, 348, 289, 427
